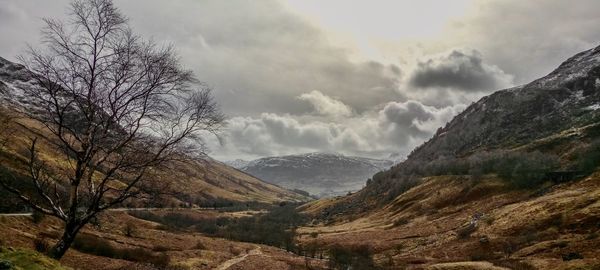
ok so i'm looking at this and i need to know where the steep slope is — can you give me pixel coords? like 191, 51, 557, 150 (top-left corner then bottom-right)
0, 56, 309, 210
410, 45, 600, 162
297, 45, 600, 269
347, 44, 600, 208
235, 153, 392, 198
299, 174, 600, 269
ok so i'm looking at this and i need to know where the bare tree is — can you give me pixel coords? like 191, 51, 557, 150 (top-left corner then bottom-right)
0, 0, 222, 259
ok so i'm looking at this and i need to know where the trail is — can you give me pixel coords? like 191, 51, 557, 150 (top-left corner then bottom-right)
0, 207, 214, 217
0, 213, 32, 217
216, 246, 262, 270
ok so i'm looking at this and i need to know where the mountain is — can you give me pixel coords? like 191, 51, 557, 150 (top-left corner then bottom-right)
0, 56, 309, 211
235, 153, 392, 198
352, 44, 600, 208
297, 45, 600, 269
225, 159, 251, 169
408, 45, 600, 163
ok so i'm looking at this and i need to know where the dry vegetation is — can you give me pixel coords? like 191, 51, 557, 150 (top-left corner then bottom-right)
0, 209, 327, 270
297, 173, 600, 269
0, 109, 307, 214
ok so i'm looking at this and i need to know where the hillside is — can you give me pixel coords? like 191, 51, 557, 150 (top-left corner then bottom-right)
296, 45, 600, 269
231, 153, 392, 198
299, 173, 600, 269
0, 56, 309, 211
328, 44, 600, 211
0, 208, 328, 269
407, 45, 600, 163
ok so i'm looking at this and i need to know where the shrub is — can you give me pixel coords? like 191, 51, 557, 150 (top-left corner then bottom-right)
193, 241, 206, 250
0, 260, 13, 270
120, 248, 170, 267
328, 244, 380, 270
124, 222, 137, 237
482, 215, 495, 225
562, 252, 583, 261
33, 235, 50, 253
133, 205, 307, 254
393, 243, 404, 253
152, 245, 171, 252
456, 223, 477, 239
72, 234, 170, 267
469, 249, 495, 261
72, 234, 117, 258
575, 140, 600, 173
229, 246, 242, 256
393, 218, 409, 227
553, 241, 569, 248
586, 232, 598, 240
493, 260, 536, 270
495, 151, 560, 188
31, 210, 45, 224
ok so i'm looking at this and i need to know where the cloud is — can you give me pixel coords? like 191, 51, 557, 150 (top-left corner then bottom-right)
446, 0, 600, 84
409, 49, 513, 92
376, 100, 466, 147
209, 100, 465, 160
3, 0, 600, 160
109, 0, 404, 116
297, 90, 353, 117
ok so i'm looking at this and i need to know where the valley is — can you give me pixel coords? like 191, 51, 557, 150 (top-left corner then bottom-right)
1, 1, 600, 270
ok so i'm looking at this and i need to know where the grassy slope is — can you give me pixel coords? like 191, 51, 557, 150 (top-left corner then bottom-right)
0, 247, 70, 270
298, 173, 600, 269
0, 210, 327, 270
0, 110, 309, 208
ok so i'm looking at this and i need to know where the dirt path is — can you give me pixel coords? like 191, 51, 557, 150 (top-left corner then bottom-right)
0, 213, 32, 217
0, 207, 216, 217
216, 246, 263, 270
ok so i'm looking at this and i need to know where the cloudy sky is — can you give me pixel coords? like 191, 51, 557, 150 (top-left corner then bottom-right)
1, 0, 600, 161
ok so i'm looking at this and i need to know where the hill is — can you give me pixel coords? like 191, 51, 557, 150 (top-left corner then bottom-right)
297, 45, 600, 269
231, 153, 392, 198
325, 44, 600, 212
0, 56, 309, 211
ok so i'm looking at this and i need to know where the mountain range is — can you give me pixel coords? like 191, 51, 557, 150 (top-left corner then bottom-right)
227, 153, 392, 198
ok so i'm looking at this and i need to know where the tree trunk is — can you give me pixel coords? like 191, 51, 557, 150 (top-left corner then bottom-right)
49, 221, 81, 259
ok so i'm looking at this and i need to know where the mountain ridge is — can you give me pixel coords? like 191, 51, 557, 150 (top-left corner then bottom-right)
315, 44, 600, 217
228, 152, 392, 198
0, 56, 310, 210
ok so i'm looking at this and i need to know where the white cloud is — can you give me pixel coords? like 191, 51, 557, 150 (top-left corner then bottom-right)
208, 99, 465, 160
297, 90, 353, 117
2, 0, 599, 160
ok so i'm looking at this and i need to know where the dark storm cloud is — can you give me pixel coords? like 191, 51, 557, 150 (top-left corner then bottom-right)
409, 49, 513, 92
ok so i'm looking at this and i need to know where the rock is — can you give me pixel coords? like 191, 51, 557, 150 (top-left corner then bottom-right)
479, 236, 489, 244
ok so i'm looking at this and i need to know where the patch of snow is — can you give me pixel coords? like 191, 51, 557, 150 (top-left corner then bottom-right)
585, 104, 600, 111
573, 90, 585, 100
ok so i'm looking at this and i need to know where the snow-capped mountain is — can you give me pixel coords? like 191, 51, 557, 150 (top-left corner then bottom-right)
407, 44, 600, 163
234, 152, 393, 198
0, 57, 38, 108
325, 44, 600, 214
225, 159, 251, 169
